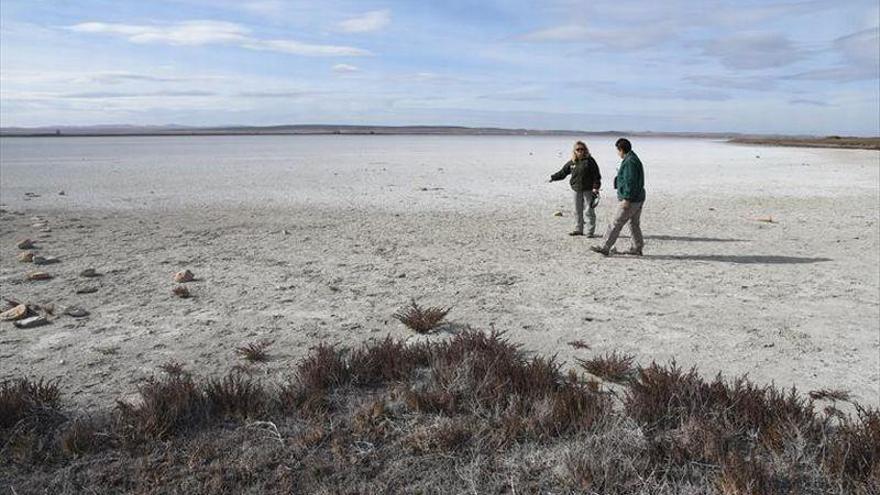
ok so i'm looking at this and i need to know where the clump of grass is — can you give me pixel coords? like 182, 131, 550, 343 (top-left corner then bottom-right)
348, 336, 431, 387
568, 340, 591, 350
0, 378, 65, 464
1, 378, 61, 429
235, 340, 271, 363
204, 374, 268, 419
114, 374, 209, 444
578, 351, 636, 383
158, 361, 187, 376
59, 417, 106, 458
809, 388, 852, 402
393, 299, 451, 333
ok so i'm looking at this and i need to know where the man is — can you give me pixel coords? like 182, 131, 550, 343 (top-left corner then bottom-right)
590, 138, 645, 256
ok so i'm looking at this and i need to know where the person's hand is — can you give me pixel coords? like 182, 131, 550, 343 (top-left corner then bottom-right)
621, 199, 631, 209
592, 188, 599, 194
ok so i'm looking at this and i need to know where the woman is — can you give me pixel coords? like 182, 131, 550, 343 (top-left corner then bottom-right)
549, 141, 602, 236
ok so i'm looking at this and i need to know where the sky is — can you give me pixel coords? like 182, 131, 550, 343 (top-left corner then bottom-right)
1, 0, 878, 135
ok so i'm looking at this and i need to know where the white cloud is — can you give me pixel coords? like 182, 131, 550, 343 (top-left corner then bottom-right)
68, 20, 370, 57
332, 63, 360, 74
337, 10, 391, 33
700, 33, 806, 70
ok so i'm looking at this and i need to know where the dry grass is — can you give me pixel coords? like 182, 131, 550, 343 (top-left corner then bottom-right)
809, 388, 852, 402
235, 340, 271, 363
392, 299, 451, 333
567, 339, 591, 350
578, 351, 636, 383
3, 331, 879, 494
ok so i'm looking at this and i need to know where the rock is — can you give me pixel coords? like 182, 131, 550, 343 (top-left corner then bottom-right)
13, 315, 48, 329
65, 306, 89, 318
75, 287, 99, 294
172, 285, 191, 298
174, 270, 195, 283
553, 211, 564, 217
32, 255, 59, 265
80, 268, 101, 278
0, 304, 28, 321
32, 222, 47, 228
26, 271, 52, 281
17, 252, 35, 263
16, 239, 35, 249
59, 191, 66, 196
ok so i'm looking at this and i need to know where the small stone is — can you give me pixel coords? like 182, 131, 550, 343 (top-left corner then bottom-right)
0, 304, 28, 321
553, 211, 563, 217
26, 271, 52, 281
174, 270, 195, 283
80, 268, 100, 278
65, 306, 89, 318
172, 285, 191, 298
13, 315, 48, 329
32, 255, 59, 265
75, 287, 99, 294
16, 239, 35, 249
17, 252, 35, 263
59, 191, 65, 196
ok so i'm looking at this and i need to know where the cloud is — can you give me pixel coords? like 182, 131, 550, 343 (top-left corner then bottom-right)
783, 26, 879, 82
237, 90, 316, 98
332, 64, 360, 74
337, 10, 391, 33
684, 75, 776, 91
68, 20, 370, 57
700, 33, 805, 69
571, 80, 731, 101
479, 87, 547, 101
63, 90, 217, 98
518, 22, 678, 50
789, 98, 830, 107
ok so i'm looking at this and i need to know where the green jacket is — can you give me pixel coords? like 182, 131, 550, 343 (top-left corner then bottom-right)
550, 156, 602, 192
615, 151, 645, 202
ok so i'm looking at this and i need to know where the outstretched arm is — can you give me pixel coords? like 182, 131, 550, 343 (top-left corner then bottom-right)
549, 162, 572, 182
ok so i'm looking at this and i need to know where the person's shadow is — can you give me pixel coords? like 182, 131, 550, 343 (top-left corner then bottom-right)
645, 234, 747, 243
642, 254, 831, 264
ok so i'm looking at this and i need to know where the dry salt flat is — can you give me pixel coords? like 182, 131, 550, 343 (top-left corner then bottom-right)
0, 135, 878, 410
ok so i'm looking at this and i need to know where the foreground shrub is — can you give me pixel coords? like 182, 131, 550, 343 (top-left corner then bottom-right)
578, 351, 636, 383
393, 299, 451, 333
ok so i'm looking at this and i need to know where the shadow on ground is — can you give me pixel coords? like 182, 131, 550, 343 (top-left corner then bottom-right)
645, 234, 748, 243
643, 254, 832, 264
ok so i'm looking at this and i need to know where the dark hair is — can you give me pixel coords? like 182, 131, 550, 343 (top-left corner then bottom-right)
615, 138, 632, 153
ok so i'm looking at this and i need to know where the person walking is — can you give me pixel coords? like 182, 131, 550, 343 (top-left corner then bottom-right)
549, 141, 602, 236
591, 138, 645, 255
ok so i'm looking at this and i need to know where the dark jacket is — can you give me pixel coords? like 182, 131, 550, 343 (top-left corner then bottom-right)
550, 156, 601, 192
615, 151, 645, 202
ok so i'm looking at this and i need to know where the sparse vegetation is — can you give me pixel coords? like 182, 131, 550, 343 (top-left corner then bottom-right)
2, 331, 878, 494
809, 388, 852, 402
567, 339, 591, 350
235, 340, 271, 363
392, 298, 451, 333
578, 350, 636, 383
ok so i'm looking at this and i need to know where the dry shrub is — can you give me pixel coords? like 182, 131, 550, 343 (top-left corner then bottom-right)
59, 417, 107, 458
567, 340, 591, 350
404, 418, 472, 454
158, 361, 187, 376
0, 377, 61, 429
114, 374, 209, 444
280, 344, 350, 416
204, 374, 269, 419
0, 378, 65, 464
235, 340, 271, 363
349, 336, 431, 386
809, 388, 852, 402
822, 406, 880, 487
393, 299, 451, 333
578, 351, 636, 383
716, 455, 779, 495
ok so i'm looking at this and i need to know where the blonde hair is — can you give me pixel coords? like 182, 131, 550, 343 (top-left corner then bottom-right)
571, 141, 590, 163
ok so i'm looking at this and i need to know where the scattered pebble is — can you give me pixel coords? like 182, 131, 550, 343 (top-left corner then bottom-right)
13, 315, 48, 329
32, 255, 59, 265
26, 271, 52, 281
75, 287, 99, 294
59, 190, 66, 196
16, 239, 35, 249
0, 304, 28, 321
65, 306, 89, 318
172, 285, 191, 298
17, 252, 35, 263
80, 268, 101, 278
553, 211, 563, 217
32, 222, 47, 228
174, 270, 195, 283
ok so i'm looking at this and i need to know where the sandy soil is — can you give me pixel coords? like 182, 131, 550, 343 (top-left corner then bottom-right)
1, 189, 878, 411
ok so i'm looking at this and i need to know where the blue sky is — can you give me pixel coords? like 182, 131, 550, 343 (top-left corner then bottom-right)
1, 0, 878, 135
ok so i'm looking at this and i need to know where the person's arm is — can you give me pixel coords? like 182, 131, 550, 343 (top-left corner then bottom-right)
549, 162, 572, 182
616, 157, 633, 201
590, 157, 601, 191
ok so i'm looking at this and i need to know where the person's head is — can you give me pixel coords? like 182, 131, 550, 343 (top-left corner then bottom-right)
572, 141, 589, 162
615, 138, 632, 158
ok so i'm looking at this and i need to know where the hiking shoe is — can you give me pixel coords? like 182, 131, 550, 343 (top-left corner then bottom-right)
568, 231, 584, 236
589, 245, 610, 256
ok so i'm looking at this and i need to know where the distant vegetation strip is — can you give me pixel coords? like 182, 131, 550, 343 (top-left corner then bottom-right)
729, 136, 880, 150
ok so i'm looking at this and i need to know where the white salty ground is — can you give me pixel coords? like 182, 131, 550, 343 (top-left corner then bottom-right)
0, 136, 878, 410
